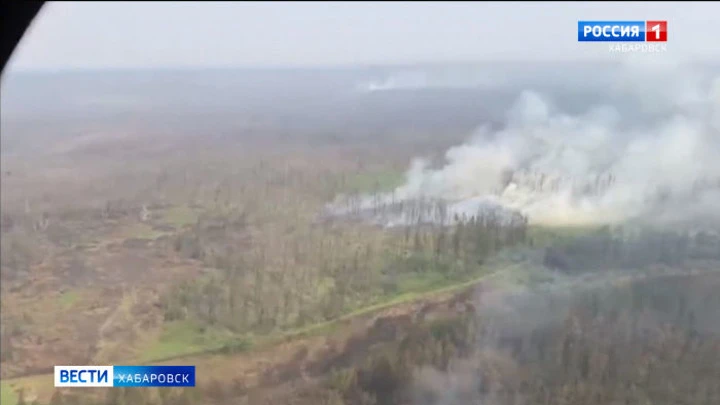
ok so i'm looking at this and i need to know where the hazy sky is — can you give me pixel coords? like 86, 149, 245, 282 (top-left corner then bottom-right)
8, 1, 720, 70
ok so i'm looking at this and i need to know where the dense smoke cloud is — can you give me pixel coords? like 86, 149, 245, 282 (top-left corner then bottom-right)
338, 63, 720, 227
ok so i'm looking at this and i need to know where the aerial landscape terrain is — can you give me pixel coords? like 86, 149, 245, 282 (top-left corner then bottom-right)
1, 60, 720, 405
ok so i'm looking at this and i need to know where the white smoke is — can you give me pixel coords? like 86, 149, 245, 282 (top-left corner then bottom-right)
412, 267, 720, 405
339, 64, 720, 228
355, 68, 506, 93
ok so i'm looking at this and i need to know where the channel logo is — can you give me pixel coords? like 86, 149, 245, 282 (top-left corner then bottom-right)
578, 21, 667, 42
54, 365, 196, 388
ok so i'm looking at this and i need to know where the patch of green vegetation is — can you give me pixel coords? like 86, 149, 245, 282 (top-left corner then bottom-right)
381, 251, 489, 297
136, 320, 234, 363
0, 382, 18, 405
274, 269, 495, 345
58, 290, 80, 309
217, 336, 254, 354
141, 259, 517, 364
343, 169, 405, 193
528, 225, 603, 247
396, 270, 452, 294
162, 205, 199, 228
157, 266, 499, 358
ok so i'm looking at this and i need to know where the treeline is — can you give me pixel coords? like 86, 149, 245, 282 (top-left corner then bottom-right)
327, 193, 526, 228
544, 226, 720, 273
38, 387, 201, 405
39, 272, 720, 405
320, 273, 720, 405
161, 207, 528, 336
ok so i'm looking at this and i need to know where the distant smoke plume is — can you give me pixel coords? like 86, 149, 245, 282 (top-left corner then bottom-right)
338, 64, 720, 227
356, 69, 504, 92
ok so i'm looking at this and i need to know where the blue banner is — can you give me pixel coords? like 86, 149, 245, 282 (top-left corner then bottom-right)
578, 21, 646, 42
113, 365, 196, 387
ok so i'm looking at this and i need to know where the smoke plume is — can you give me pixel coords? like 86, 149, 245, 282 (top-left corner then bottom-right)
339, 63, 720, 228
412, 268, 720, 405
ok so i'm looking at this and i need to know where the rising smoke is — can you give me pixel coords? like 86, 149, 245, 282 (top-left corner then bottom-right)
333, 62, 720, 228
349, 62, 720, 405
412, 268, 720, 405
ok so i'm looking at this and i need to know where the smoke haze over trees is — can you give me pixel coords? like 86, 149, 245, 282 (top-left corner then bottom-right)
2, 59, 720, 405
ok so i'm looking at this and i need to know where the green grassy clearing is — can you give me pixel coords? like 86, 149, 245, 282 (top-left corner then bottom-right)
134, 320, 236, 363
134, 261, 508, 364
1, 382, 18, 405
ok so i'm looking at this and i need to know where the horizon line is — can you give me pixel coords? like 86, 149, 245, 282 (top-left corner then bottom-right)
4, 58, 635, 75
